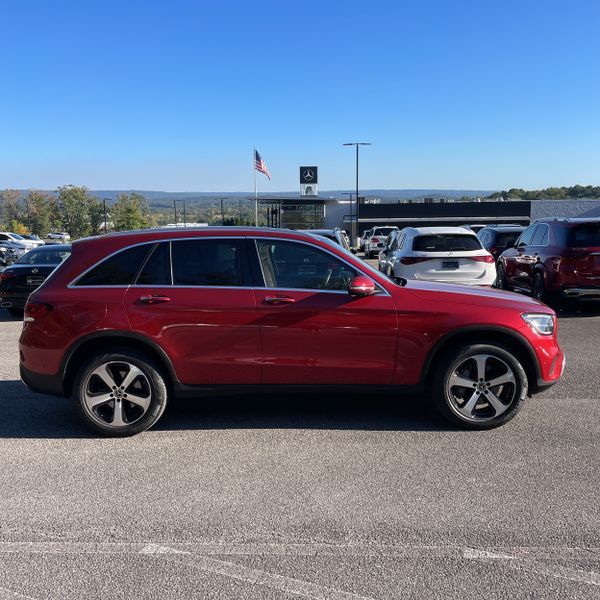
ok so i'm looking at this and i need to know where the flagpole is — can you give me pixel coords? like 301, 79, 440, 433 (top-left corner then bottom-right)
254, 147, 258, 227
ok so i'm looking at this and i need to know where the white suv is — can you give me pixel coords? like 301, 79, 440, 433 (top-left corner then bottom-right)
385, 227, 496, 286
46, 232, 71, 243
364, 226, 398, 258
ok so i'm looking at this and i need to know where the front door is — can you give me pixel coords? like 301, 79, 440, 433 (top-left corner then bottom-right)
251, 238, 398, 385
124, 238, 261, 385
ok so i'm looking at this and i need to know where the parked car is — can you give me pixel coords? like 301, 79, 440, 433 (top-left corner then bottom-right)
0, 232, 38, 251
21, 234, 46, 247
302, 228, 351, 252
364, 226, 399, 258
0, 239, 30, 261
19, 227, 563, 436
359, 229, 372, 252
384, 227, 496, 286
46, 232, 71, 243
477, 225, 525, 261
0, 244, 71, 317
496, 218, 600, 303
377, 229, 401, 271
0, 244, 17, 267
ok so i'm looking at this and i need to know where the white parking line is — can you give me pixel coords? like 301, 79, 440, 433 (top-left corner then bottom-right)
140, 545, 376, 600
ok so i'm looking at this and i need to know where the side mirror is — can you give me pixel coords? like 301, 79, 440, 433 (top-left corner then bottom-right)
348, 275, 376, 297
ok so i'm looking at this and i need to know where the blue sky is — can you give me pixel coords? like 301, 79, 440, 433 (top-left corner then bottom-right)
1, 0, 599, 192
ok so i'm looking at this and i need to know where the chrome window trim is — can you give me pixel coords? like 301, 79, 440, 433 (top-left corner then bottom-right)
68, 234, 390, 296
250, 236, 390, 296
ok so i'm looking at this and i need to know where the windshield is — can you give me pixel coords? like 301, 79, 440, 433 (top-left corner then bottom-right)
373, 227, 396, 236
413, 234, 482, 252
496, 232, 521, 248
16, 248, 71, 265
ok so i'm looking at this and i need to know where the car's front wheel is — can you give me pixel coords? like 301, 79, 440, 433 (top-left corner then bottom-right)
73, 349, 168, 436
432, 344, 528, 429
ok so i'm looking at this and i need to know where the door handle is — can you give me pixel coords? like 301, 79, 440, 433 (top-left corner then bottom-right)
263, 296, 296, 305
138, 295, 171, 304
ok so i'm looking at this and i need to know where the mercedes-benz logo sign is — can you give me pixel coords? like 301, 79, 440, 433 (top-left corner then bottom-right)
303, 169, 314, 182
31, 268, 38, 273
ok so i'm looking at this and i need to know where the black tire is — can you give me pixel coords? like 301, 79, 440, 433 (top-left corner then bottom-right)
7, 307, 24, 318
73, 348, 169, 437
432, 343, 528, 430
532, 272, 546, 302
495, 263, 509, 290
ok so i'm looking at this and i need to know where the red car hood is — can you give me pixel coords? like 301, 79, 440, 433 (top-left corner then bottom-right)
400, 280, 553, 313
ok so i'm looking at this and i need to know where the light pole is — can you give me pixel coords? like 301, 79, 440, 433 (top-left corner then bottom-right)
341, 192, 353, 235
343, 142, 371, 245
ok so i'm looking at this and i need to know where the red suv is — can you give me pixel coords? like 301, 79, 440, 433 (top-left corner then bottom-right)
19, 228, 564, 436
496, 218, 600, 303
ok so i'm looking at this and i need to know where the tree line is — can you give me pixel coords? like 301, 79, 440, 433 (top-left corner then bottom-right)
487, 185, 600, 201
0, 187, 151, 239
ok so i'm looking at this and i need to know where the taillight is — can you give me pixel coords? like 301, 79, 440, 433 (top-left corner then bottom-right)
470, 255, 495, 263
0, 271, 16, 281
400, 257, 432, 265
371, 237, 380, 243
24, 302, 53, 322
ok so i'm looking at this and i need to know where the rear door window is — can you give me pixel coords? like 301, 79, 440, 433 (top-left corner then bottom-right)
412, 234, 482, 252
531, 224, 549, 246
171, 239, 248, 286
136, 242, 172, 286
75, 244, 152, 286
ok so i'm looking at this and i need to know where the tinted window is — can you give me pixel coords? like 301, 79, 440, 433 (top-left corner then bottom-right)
136, 242, 172, 286
478, 230, 490, 246
16, 248, 71, 265
373, 227, 396, 236
412, 234, 482, 252
517, 225, 537, 246
172, 239, 245, 286
495, 232, 521, 248
532, 224, 549, 246
256, 240, 358, 291
570, 223, 600, 247
76, 244, 151, 286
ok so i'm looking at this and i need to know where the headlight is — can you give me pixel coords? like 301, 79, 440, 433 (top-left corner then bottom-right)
521, 313, 555, 335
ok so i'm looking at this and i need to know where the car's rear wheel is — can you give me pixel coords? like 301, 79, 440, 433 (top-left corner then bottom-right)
532, 272, 548, 302
432, 344, 528, 429
73, 349, 168, 436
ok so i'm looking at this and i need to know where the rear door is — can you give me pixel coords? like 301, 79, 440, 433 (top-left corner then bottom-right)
124, 237, 261, 385
251, 238, 398, 385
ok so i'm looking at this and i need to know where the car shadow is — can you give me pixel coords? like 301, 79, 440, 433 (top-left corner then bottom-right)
0, 310, 22, 323
556, 301, 600, 319
0, 379, 454, 439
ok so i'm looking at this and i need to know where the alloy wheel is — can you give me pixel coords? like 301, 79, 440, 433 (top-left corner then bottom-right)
445, 354, 517, 421
82, 361, 152, 428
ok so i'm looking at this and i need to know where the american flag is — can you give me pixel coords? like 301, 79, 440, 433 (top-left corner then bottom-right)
254, 149, 271, 180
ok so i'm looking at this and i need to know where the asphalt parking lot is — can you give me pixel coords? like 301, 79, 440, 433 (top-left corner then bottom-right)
0, 295, 599, 599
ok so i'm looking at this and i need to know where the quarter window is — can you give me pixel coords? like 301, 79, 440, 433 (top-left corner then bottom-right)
75, 244, 152, 286
171, 239, 246, 286
256, 240, 358, 291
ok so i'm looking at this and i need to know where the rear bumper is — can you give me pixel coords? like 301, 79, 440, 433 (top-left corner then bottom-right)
20, 364, 65, 397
